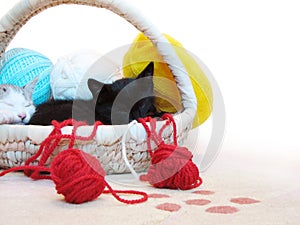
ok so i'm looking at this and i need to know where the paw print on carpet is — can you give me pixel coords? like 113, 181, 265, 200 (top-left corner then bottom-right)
156, 203, 182, 212
150, 189, 260, 214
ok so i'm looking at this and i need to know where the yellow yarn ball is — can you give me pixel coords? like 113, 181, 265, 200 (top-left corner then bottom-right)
123, 33, 213, 127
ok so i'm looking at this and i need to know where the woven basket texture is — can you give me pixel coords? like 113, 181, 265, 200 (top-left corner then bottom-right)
0, 122, 191, 174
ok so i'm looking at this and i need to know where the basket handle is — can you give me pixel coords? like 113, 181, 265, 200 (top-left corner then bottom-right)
0, 0, 197, 117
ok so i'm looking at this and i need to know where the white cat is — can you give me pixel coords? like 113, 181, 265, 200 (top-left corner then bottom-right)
0, 78, 38, 124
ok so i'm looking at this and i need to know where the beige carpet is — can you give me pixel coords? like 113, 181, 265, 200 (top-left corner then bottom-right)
1, 141, 299, 225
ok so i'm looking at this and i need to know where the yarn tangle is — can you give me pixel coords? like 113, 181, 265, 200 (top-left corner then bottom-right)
139, 114, 203, 190
0, 119, 148, 204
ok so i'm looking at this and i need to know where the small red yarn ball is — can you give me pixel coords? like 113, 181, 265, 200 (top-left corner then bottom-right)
141, 143, 202, 190
50, 149, 106, 204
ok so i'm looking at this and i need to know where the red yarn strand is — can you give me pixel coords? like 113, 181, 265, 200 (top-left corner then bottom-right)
74, 121, 102, 142
0, 165, 50, 178
104, 183, 148, 204
161, 113, 178, 145
138, 118, 154, 157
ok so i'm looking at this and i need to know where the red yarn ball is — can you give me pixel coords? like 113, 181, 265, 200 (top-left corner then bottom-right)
50, 149, 106, 204
141, 143, 202, 190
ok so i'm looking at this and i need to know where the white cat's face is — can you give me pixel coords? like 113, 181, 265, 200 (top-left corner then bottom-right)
0, 79, 37, 124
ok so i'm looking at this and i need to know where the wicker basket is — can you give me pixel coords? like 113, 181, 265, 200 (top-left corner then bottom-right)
0, 0, 197, 174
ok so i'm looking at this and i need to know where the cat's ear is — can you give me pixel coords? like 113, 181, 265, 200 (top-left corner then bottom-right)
23, 77, 39, 97
88, 79, 107, 97
136, 62, 154, 79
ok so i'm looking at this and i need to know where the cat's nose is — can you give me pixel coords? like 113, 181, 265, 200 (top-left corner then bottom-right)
18, 113, 26, 121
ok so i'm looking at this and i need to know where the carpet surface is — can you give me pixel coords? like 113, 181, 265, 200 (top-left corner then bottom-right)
1, 143, 299, 225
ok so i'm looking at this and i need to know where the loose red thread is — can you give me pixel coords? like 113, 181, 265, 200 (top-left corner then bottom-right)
138, 114, 202, 190
0, 119, 148, 204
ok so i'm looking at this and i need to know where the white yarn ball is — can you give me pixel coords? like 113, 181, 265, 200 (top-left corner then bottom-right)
50, 51, 100, 100
75, 55, 123, 100
51, 51, 123, 100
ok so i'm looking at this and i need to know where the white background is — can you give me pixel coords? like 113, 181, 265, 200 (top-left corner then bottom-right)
1, 0, 299, 174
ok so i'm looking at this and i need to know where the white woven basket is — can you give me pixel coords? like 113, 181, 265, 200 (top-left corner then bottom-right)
0, 0, 197, 174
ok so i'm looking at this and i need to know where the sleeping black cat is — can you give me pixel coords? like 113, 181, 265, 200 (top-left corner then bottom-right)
28, 62, 160, 125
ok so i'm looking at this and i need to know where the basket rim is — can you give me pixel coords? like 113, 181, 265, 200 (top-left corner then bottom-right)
0, 111, 193, 145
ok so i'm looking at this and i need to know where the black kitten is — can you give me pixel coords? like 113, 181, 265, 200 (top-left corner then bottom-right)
28, 62, 158, 125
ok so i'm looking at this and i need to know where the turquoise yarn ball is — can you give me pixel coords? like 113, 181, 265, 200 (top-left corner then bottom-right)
0, 48, 53, 105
